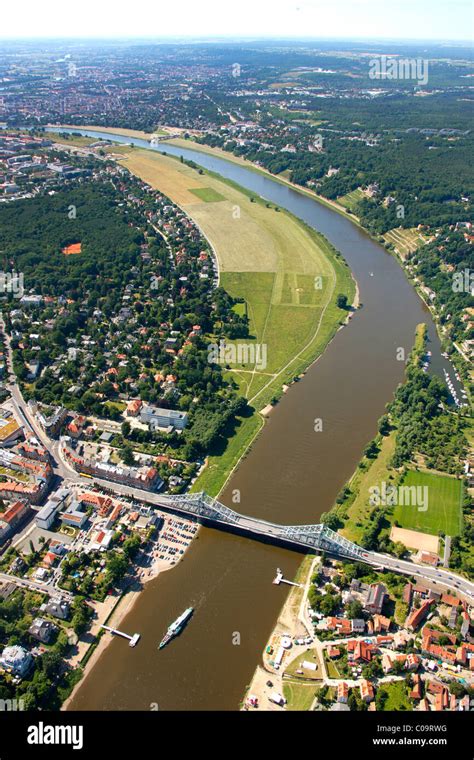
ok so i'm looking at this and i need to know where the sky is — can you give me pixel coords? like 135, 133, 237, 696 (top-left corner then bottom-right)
0, 0, 472, 41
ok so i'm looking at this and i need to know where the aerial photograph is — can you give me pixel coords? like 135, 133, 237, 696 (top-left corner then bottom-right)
0, 0, 472, 753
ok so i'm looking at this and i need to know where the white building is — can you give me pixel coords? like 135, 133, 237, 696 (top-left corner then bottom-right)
35, 488, 69, 530
0, 645, 33, 677
140, 406, 188, 431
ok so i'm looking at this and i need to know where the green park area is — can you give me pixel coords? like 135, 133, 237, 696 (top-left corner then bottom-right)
393, 469, 463, 536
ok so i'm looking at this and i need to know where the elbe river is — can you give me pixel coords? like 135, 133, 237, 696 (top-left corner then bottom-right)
51, 129, 455, 710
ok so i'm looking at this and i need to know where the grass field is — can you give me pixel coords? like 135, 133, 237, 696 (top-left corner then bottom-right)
42, 131, 96, 148
190, 413, 263, 497
94, 139, 354, 495
383, 227, 428, 259
284, 650, 323, 680
189, 187, 225, 203
324, 657, 342, 679
393, 469, 463, 537
378, 680, 413, 711
337, 188, 365, 211
339, 431, 397, 543
283, 681, 318, 711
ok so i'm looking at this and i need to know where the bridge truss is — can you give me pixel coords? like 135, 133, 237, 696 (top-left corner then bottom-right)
168, 492, 364, 561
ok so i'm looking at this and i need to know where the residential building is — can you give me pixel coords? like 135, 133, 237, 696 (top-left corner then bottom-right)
0, 416, 23, 447
28, 617, 58, 644
126, 399, 143, 417
337, 681, 348, 703
360, 679, 375, 703
63, 444, 163, 492
351, 618, 365, 634
364, 583, 387, 615
41, 596, 70, 621
0, 645, 33, 677
373, 614, 391, 633
37, 406, 67, 438
461, 611, 471, 639
406, 599, 432, 631
35, 487, 69, 529
60, 499, 88, 528
0, 500, 31, 542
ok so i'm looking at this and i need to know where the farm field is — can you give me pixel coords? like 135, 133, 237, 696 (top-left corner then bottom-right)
392, 469, 463, 537
112, 145, 354, 411
383, 227, 428, 259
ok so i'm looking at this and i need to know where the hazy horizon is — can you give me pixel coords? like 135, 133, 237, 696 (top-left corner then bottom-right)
1, 0, 472, 43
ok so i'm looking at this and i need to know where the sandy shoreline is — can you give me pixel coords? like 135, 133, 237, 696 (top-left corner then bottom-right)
62, 522, 199, 711
242, 556, 319, 710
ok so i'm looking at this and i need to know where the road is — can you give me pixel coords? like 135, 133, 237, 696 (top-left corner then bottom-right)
0, 571, 73, 600
365, 550, 474, 604
73, 475, 474, 605
0, 312, 77, 480
1, 313, 473, 606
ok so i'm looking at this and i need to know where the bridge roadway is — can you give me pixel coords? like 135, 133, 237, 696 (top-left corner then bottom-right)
87, 477, 474, 605
3, 315, 473, 605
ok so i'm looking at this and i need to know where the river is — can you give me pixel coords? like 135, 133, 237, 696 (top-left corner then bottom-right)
51, 128, 456, 711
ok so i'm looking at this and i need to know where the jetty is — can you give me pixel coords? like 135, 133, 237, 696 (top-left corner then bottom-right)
273, 568, 302, 587
100, 625, 140, 647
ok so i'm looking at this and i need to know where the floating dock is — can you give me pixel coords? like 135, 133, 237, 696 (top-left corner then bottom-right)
272, 568, 302, 587
100, 625, 140, 647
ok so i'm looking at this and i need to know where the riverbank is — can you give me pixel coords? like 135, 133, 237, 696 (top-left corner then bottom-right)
160, 136, 471, 385
49, 123, 456, 712
163, 136, 361, 223
51, 124, 359, 224
89, 136, 356, 496
47, 123, 201, 140
62, 513, 198, 710
242, 555, 319, 711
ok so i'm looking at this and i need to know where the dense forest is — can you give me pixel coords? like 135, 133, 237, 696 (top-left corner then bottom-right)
388, 364, 467, 474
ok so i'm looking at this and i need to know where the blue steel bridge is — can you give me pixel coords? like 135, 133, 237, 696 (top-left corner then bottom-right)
85, 478, 474, 605
155, 491, 365, 561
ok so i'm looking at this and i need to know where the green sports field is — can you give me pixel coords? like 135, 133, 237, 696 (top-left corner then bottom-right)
392, 469, 463, 536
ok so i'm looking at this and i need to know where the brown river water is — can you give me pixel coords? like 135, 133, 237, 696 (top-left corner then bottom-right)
55, 130, 454, 711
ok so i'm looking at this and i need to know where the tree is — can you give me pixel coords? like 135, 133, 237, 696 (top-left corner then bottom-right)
378, 414, 390, 436
123, 534, 141, 560
393, 541, 408, 559
346, 600, 363, 619
336, 293, 348, 309
106, 552, 128, 584
449, 681, 466, 698
120, 445, 135, 466
363, 440, 379, 459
